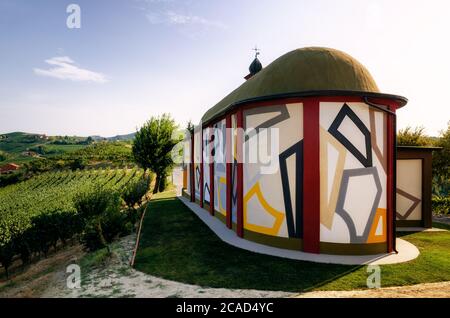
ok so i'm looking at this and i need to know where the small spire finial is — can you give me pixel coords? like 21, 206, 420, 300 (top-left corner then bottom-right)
253, 46, 260, 58
245, 46, 262, 80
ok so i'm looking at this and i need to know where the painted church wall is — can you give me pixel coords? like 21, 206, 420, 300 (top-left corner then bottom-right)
243, 103, 303, 238
319, 102, 387, 244
185, 137, 191, 195
202, 127, 210, 204
194, 129, 201, 200
212, 119, 227, 216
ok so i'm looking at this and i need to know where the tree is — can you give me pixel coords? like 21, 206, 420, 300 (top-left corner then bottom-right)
0, 150, 7, 162
433, 122, 450, 196
70, 157, 86, 170
132, 114, 182, 194
187, 120, 195, 136
85, 136, 93, 145
397, 126, 433, 146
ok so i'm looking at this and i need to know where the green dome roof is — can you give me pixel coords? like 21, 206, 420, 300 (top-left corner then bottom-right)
202, 47, 406, 123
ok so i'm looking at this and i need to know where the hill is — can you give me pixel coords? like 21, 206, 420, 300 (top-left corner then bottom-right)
89, 132, 135, 142
0, 132, 135, 164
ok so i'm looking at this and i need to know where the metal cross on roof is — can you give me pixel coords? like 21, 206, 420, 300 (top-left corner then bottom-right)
253, 46, 260, 57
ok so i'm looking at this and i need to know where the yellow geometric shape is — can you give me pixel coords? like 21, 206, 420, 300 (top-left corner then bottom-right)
244, 182, 285, 236
320, 128, 347, 229
217, 176, 227, 215
367, 208, 387, 243
182, 168, 187, 189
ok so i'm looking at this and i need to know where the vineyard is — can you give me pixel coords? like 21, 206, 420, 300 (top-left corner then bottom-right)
0, 168, 147, 275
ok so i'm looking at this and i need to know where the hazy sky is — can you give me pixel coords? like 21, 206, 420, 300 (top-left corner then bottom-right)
1, 0, 449, 137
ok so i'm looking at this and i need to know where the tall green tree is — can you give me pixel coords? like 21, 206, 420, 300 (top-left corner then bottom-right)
132, 114, 181, 194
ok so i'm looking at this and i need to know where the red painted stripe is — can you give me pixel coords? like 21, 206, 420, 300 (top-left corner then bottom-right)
200, 129, 204, 208
303, 99, 320, 253
225, 115, 232, 229
385, 101, 397, 253
209, 127, 215, 216
190, 134, 195, 202
236, 109, 244, 238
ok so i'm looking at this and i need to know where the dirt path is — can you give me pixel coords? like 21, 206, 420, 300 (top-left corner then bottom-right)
42, 234, 294, 298
434, 215, 450, 225
297, 281, 450, 298
0, 244, 84, 298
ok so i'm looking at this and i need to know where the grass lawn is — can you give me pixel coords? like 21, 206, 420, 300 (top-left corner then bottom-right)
134, 190, 450, 292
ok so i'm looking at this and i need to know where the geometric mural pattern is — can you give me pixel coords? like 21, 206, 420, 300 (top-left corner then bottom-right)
243, 103, 302, 238
216, 176, 227, 215
212, 119, 227, 216
279, 140, 303, 238
320, 102, 387, 244
244, 105, 290, 142
204, 182, 210, 204
369, 109, 387, 173
396, 188, 421, 220
335, 167, 382, 243
243, 182, 284, 236
320, 128, 347, 230
195, 165, 201, 195
328, 103, 373, 168
367, 208, 387, 243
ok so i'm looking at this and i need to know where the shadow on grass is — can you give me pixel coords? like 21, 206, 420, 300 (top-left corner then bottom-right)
134, 192, 365, 292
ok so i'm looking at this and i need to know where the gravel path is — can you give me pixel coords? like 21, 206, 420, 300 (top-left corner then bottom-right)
433, 215, 450, 225
296, 281, 450, 298
42, 234, 294, 298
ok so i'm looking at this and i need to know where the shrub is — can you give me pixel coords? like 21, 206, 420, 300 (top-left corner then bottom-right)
74, 187, 120, 220
122, 177, 150, 209
79, 208, 131, 252
0, 151, 7, 162
432, 195, 450, 215
0, 242, 14, 278
122, 177, 151, 225
397, 126, 433, 146
75, 187, 130, 252
0, 171, 26, 188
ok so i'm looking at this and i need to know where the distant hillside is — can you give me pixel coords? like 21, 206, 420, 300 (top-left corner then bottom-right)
0, 132, 88, 164
0, 131, 135, 164
88, 133, 135, 142
106, 132, 135, 141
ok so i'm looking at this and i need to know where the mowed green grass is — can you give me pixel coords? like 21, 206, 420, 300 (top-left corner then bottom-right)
134, 190, 450, 292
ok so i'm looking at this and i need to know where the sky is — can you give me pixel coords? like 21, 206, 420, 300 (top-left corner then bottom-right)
0, 0, 449, 137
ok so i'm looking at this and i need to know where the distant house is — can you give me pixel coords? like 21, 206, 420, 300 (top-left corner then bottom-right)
0, 163, 20, 174
22, 151, 39, 157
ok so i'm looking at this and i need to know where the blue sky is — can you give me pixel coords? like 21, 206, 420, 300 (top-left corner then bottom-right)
1, 0, 449, 136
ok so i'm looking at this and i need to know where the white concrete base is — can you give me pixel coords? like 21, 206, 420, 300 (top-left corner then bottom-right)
178, 196, 420, 265
397, 227, 447, 232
